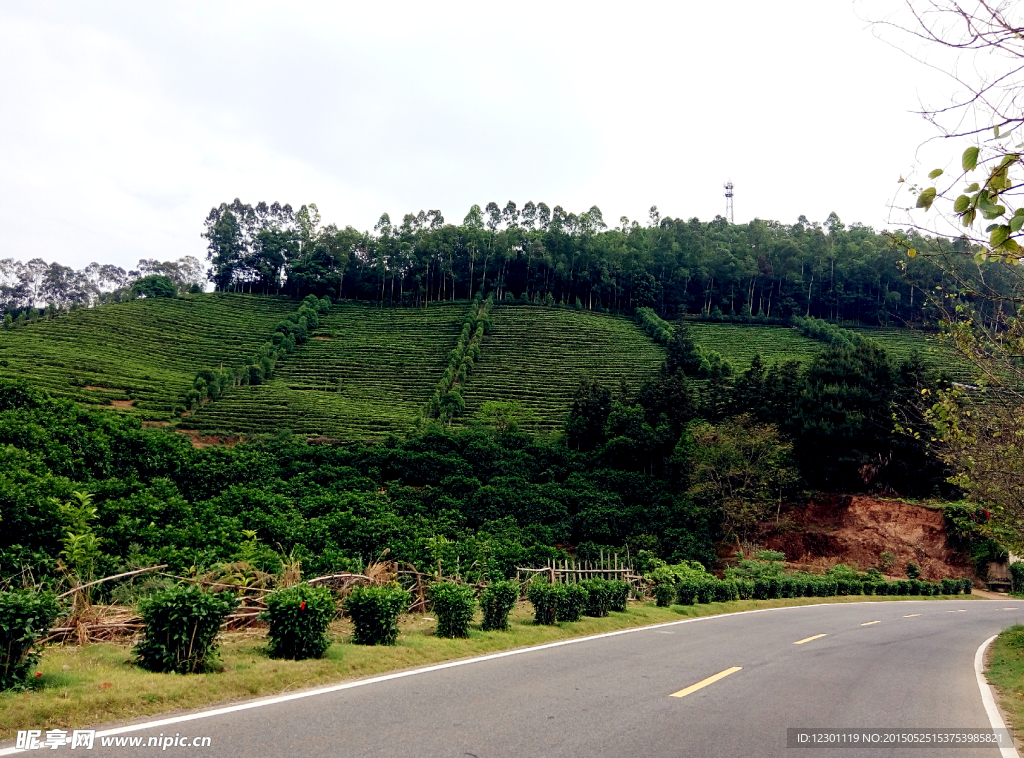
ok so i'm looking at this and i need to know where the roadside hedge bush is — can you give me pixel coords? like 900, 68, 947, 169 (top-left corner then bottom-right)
895, 580, 911, 595
0, 589, 62, 690
556, 584, 587, 622
430, 582, 477, 639
962, 578, 973, 594
715, 580, 739, 602
676, 581, 698, 605
481, 580, 518, 631
263, 584, 336, 660
608, 580, 630, 612
581, 579, 612, 617
940, 578, 960, 595
696, 579, 717, 604
134, 586, 237, 674
343, 585, 410, 646
527, 580, 561, 624
654, 584, 676, 607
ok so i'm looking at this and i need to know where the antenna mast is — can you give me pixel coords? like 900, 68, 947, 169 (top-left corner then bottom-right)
724, 180, 734, 224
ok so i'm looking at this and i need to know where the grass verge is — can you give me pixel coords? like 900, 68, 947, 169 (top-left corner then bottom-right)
986, 625, 1024, 739
0, 594, 971, 739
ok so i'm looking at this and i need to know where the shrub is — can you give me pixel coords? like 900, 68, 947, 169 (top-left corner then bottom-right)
430, 582, 477, 639
862, 581, 877, 596
262, 584, 335, 660
836, 579, 851, 596
736, 580, 754, 600
556, 584, 587, 622
715, 580, 739, 602
907, 579, 922, 596
134, 586, 237, 674
940, 578, 959, 595
817, 578, 838, 597
894, 580, 911, 595
878, 551, 896, 573
1011, 563, 1024, 594
696, 579, 718, 604
608, 580, 630, 612
848, 580, 863, 595
343, 585, 410, 646
0, 589, 62, 691
676, 581, 698, 605
905, 561, 921, 579
481, 581, 518, 631
527, 580, 560, 624
962, 577, 973, 594
581, 579, 612, 617
654, 584, 676, 607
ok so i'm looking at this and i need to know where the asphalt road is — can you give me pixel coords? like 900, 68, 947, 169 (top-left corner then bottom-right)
11, 600, 1024, 757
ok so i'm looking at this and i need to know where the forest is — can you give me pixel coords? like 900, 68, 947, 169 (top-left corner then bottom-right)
1, 200, 1008, 329
198, 199, 1001, 326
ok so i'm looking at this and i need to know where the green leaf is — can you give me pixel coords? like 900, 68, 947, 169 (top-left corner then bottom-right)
986, 223, 1001, 233
966, 183, 980, 192
907, 248, 917, 258
963, 146, 981, 171
994, 125, 1001, 138
962, 208, 977, 227
1011, 215, 1024, 233
916, 187, 937, 210
990, 226, 1011, 247
928, 168, 944, 179
975, 252, 987, 264
954, 195, 971, 213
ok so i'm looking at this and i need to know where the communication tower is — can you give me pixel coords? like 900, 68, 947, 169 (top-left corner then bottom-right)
724, 180, 734, 224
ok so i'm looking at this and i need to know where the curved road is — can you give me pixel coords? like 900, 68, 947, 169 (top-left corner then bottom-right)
7, 600, 1024, 757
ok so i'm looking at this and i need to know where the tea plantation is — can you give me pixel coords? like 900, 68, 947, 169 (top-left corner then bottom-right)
186, 302, 466, 438
686, 322, 822, 370
0, 294, 976, 439
458, 305, 666, 432
0, 294, 294, 421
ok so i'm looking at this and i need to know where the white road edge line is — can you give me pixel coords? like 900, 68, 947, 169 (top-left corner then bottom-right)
0, 600, 1002, 755
975, 634, 1019, 758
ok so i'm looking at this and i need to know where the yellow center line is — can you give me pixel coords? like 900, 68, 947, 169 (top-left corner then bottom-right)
861, 621, 881, 626
794, 634, 827, 645
903, 614, 921, 617
670, 667, 742, 698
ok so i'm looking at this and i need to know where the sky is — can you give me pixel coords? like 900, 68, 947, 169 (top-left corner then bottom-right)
0, 1, 960, 272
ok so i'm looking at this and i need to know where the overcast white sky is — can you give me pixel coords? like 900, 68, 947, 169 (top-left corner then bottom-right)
0, 1, 956, 271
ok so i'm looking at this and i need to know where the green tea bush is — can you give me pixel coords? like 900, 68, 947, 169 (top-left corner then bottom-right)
940, 578, 960, 595
430, 582, 477, 639
654, 583, 676, 607
696, 579, 717, 604
715, 580, 739, 602
481, 580, 518, 631
0, 589, 62, 690
895, 580, 911, 595
676, 581, 698, 605
862, 582, 877, 596
262, 584, 335, 660
527, 580, 560, 624
343, 585, 410, 646
962, 577, 973, 594
134, 586, 238, 674
556, 584, 587, 622
1011, 563, 1024, 594
736, 579, 754, 600
608, 580, 630, 612
581, 579, 612, 617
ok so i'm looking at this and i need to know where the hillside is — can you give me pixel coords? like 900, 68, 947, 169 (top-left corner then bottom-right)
188, 302, 466, 438
0, 294, 294, 421
0, 295, 977, 440
458, 305, 666, 432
